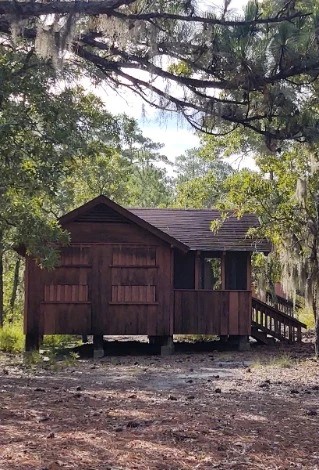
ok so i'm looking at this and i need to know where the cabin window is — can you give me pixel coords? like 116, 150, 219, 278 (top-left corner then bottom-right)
174, 251, 195, 289
225, 252, 248, 290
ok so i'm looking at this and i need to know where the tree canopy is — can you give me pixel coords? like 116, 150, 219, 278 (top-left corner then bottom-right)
0, 0, 319, 147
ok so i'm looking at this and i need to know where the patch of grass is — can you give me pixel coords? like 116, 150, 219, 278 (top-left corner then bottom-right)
42, 334, 82, 349
24, 350, 43, 367
252, 353, 293, 369
0, 322, 24, 353
24, 348, 80, 371
268, 353, 293, 368
174, 334, 218, 342
298, 307, 315, 329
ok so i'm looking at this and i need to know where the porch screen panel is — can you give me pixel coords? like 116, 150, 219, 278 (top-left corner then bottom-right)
225, 252, 248, 290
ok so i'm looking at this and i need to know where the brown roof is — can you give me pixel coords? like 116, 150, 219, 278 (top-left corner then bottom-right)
130, 208, 270, 252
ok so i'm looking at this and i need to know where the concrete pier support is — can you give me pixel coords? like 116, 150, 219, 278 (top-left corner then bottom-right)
93, 335, 104, 359
148, 335, 174, 356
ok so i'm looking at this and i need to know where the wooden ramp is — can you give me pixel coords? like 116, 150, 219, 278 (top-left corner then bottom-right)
251, 297, 306, 344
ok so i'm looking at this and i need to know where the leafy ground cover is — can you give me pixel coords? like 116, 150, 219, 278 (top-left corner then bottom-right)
0, 339, 319, 469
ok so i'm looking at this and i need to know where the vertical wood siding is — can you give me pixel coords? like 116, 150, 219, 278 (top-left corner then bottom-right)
174, 290, 251, 335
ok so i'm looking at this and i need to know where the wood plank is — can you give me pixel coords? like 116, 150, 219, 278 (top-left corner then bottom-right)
174, 290, 182, 332
106, 305, 157, 335
91, 245, 111, 334
154, 246, 172, 336
174, 290, 247, 336
111, 267, 158, 285
220, 291, 229, 336
238, 291, 251, 335
228, 291, 239, 335
169, 247, 175, 335
24, 258, 44, 338
65, 222, 165, 246
42, 267, 91, 285
42, 304, 92, 334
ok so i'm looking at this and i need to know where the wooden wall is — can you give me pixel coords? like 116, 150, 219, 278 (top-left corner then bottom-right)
174, 289, 252, 335
24, 220, 174, 338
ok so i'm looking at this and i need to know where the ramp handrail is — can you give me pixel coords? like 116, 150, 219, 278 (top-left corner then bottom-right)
252, 297, 306, 343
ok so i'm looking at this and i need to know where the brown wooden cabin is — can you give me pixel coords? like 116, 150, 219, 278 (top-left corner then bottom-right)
24, 195, 271, 353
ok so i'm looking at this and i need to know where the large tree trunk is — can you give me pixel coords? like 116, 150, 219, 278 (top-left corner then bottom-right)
314, 283, 319, 357
0, 243, 3, 327
315, 299, 319, 357
315, 317, 319, 358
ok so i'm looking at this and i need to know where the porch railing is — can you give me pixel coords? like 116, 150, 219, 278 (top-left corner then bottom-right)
174, 289, 251, 336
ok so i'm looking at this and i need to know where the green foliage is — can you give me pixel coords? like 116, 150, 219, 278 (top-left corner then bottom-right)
298, 307, 315, 329
174, 144, 233, 208
55, 115, 173, 213
0, 322, 24, 353
252, 253, 282, 296
42, 335, 81, 349
167, 61, 192, 77
0, 46, 124, 266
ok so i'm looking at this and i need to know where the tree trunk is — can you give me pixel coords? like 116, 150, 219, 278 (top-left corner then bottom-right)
315, 312, 319, 358
9, 257, 21, 316
314, 283, 319, 357
0, 243, 3, 327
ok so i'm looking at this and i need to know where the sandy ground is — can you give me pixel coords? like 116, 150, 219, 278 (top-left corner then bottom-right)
1, 339, 319, 470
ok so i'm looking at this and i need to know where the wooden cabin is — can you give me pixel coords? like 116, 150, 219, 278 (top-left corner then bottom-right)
24, 195, 272, 353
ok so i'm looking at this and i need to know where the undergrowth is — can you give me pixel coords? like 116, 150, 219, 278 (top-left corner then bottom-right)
298, 307, 315, 329
0, 320, 82, 372
24, 349, 80, 370
43, 334, 82, 349
0, 321, 24, 353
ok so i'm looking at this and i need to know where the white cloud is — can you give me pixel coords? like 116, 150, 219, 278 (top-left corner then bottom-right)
142, 121, 200, 160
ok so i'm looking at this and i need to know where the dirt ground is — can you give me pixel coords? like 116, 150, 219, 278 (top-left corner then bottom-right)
1, 339, 319, 470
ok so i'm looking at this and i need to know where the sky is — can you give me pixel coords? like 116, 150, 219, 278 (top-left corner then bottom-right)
89, 0, 252, 170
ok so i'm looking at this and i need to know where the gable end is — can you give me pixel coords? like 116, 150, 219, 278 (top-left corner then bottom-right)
74, 203, 130, 224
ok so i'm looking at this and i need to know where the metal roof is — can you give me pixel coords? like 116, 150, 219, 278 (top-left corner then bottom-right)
130, 208, 270, 252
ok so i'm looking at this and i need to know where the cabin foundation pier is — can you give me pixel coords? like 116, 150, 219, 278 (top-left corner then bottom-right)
148, 335, 174, 356
93, 335, 105, 359
25, 333, 40, 352
237, 335, 250, 351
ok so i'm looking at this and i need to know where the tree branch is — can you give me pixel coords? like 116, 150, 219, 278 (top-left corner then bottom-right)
0, 0, 136, 17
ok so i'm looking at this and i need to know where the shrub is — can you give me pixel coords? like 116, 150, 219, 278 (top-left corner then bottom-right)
298, 307, 315, 329
0, 322, 24, 353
